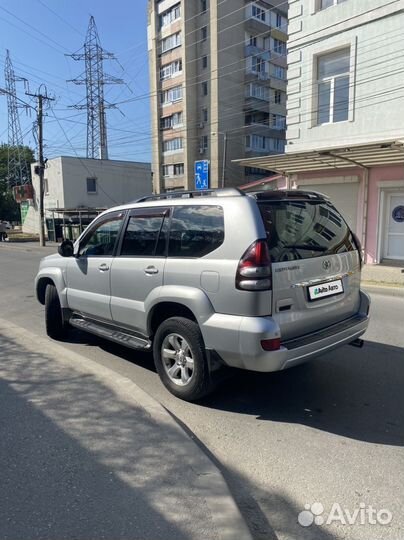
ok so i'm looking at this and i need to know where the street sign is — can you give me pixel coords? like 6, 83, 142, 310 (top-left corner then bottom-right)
195, 160, 209, 190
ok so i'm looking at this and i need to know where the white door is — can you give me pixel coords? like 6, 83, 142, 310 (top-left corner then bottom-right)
384, 193, 404, 260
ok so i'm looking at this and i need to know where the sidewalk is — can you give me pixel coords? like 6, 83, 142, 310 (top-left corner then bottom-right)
361, 262, 404, 287
0, 319, 252, 540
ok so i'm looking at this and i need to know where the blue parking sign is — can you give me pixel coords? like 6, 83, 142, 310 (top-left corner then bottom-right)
195, 160, 209, 190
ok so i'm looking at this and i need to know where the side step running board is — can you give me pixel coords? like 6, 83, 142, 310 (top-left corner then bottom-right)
69, 316, 151, 351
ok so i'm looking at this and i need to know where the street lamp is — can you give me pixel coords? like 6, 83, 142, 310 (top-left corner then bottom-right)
211, 131, 227, 189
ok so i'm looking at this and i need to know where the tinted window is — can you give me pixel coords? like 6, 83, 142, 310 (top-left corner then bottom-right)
121, 213, 168, 257
80, 214, 124, 257
258, 200, 356, 262
168, 205, 224, 257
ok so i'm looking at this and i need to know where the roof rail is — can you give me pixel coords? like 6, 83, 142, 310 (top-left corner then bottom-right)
135, 187, 245, 203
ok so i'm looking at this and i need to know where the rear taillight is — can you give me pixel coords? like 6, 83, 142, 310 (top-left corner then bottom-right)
261, 338, 281, 351
236, 239, 272, 291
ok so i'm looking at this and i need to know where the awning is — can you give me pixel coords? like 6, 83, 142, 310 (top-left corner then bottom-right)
234, 140, 404, 175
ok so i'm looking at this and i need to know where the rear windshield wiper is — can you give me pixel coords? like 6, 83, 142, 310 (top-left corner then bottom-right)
283, 244, 327, 251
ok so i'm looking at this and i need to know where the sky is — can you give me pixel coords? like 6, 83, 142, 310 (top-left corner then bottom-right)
0, 0, 151, 163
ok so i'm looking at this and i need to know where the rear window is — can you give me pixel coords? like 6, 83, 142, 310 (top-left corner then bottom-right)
168, 205, 224, 258
258, 200, 356, 262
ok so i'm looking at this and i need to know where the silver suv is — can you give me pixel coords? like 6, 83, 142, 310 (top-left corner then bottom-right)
35, 188, 370, 401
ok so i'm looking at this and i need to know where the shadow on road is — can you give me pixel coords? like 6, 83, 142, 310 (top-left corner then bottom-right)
0, 332, 211, 540
65, 327, 404, 447
199, 340, 404, 447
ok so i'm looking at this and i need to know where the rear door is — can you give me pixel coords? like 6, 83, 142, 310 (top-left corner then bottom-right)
109, 207, 170, 335
258, 198, 361, 340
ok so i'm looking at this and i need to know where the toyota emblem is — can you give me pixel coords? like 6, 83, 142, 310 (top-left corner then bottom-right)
322, 260, 331, 270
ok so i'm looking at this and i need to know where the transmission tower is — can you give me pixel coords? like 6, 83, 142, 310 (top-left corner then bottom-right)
67, 16, 124, 160
3, 50, 30, 187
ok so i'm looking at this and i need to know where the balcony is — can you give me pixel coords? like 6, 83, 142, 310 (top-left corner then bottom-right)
244, 45, 271, 61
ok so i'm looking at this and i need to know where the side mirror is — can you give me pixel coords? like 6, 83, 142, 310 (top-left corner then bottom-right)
58, 239, 74, 257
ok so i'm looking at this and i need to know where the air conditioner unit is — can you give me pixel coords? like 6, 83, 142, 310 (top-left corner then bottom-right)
198, 122, 204, 128
199, 148, 205, 154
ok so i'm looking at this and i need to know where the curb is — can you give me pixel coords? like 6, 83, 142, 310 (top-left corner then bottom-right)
361, 280, 404, 290
0, 317, 253, 540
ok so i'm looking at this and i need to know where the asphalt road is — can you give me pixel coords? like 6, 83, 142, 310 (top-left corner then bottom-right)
1, 243, 403, 540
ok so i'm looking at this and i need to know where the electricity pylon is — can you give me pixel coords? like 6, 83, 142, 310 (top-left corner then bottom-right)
3, 49, 30, 187
67, 16, 124, 159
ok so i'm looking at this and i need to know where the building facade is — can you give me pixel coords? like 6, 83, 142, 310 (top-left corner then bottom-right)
239, 0, 404, 264
148, 0, 287, 192
23, 156, 152, 237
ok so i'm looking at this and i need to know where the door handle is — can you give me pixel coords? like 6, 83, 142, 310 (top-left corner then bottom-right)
98, 263, 110, 272
144, 266, 159, 275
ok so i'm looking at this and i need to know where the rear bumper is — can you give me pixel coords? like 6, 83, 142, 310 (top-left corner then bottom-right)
202, 290, 370, 372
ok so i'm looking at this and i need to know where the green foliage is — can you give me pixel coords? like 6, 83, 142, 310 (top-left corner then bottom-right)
0, 144, 35, 222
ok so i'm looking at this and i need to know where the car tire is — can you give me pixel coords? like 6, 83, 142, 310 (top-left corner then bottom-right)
45, 284, 67, 340
153, 317, 212, 401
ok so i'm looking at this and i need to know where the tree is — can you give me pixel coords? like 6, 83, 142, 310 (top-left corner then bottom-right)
0, 144, 35, 222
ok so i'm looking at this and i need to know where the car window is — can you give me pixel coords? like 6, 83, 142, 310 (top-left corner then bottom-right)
168, 205, 224, 258
258, 200, 356, 262
79, 214, 124, 257
120, 212, 168, 257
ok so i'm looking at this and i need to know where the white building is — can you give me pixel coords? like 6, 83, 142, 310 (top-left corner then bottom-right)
238, 0, 404, 264
23, 156, 152, 237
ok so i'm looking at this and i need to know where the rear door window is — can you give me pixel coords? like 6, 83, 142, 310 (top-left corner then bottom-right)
119, 209, 169, 257
168, 205, 224, 257
258, 199, 356, 262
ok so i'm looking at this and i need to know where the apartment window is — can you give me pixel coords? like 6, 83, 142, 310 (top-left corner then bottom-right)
246, 134, 269, 151
201, 0, 207, 12
159, 3, 181, 28
249, 35, 257, 47
161, 85, 183, 105
163, 163, 184, 177
271, 114, 286, 129
163, 138, 183, 152
317, 48, 350, 124
274, 89, 282, 104
273, 38, 286, 55
252, 4, 266, 22
161, 32, 181, 53
252, 56, 265, 73
202, 81, 208, 95
200, 135, 208, 151
247, 83, 269, 101
276, 13, 282, 28
201, 26, 208, 40
86, 177, 97, 193
160, 112, 183, 130
160, 59, 182, 80
202, 107, 208, 122
319, 0, 347, 10
273, 65, 286, 79
202, 55, 208, 69
270, 138, 286, 152
245, 167, 268, 177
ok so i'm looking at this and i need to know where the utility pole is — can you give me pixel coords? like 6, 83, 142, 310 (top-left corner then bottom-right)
26, 89, 54, 247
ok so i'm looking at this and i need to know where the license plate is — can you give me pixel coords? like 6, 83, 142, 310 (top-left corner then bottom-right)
308, 279, 344, 301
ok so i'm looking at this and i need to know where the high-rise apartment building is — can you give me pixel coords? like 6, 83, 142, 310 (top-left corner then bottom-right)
147, 0, 287, 192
